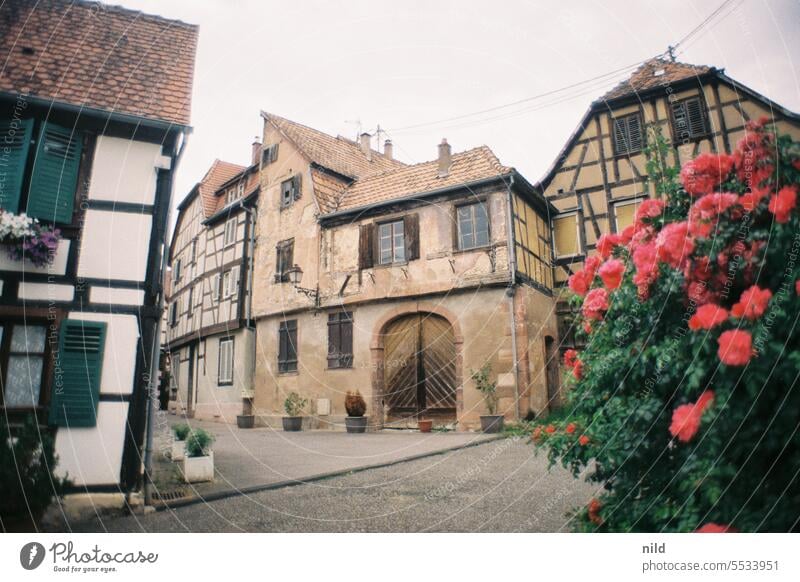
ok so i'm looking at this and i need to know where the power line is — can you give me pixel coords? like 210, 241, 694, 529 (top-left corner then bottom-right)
672, 0, 741, 53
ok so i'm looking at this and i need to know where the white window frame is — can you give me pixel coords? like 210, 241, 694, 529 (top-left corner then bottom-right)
218, 337, 234, 386
612, 197, 644, 232
212, 273, 221, 302
553, 211, 581, 259
224, 217, 237, 247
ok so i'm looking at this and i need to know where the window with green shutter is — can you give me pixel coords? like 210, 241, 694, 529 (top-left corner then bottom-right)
28, 122, 83, 223
0, 118, 34, 213
48, 320, 107, 428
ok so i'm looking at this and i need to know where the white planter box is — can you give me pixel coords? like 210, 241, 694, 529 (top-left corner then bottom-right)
183, 452, 214, 483
171, 440, 186, 462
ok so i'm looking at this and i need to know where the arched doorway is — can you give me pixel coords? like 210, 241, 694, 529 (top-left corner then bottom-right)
382, 313, 457, 424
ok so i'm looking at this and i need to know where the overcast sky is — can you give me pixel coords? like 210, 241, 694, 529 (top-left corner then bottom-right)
118, 0, 800, 211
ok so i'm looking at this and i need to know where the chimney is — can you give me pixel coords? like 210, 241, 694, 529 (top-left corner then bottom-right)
383, 139, 393, 160
251, 138, 262, 166
359, 132, 372, 160
437, 138, 452, 177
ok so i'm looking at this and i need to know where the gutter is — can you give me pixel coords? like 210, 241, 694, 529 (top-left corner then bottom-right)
505, 174, 521, 421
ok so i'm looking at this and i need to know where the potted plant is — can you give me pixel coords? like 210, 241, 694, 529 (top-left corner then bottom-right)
237, 395, 255, 429
344, 390, 368, 433
472, 363, 504, 433
171, 423, 190, 461
182, 428, 215, 483
418, 418, 433, 433
282, 392, 307, 431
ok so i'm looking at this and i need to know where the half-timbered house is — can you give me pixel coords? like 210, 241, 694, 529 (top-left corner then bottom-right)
0, 0, 196, 505
251, 114, 561, 430
538, 57, 800, 347
166, 151, 260, 423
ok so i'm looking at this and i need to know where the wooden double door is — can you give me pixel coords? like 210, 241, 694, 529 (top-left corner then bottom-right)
383, 314, 457, 420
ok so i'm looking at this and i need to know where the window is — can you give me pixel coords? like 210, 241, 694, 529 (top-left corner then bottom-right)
212, 273, 221, 302
169, 300, 179, 327
187, 286, 194, 317
612, 114, 643, 155
280, 175, 301, 208
456, 202, 490, 250
275, 239, 294, 282
378, 220, 406, 265
553, 213, 580, 258
224, 218, 237, 247
190, 238, 198, 263
218, 338, 234, 386
261, 143, 279, 166
671, 97, 709, 142
613, 199, 643, 232
0, 118, 82, 224
222, 266, 240, 298
511, 194, 553, 289
327, 311, 353, 369
1, 324, 47, 409
173, 258, 182, 283
278, 319, 298, 373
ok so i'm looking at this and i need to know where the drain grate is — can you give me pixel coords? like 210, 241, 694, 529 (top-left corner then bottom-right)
153, 489, 189, 502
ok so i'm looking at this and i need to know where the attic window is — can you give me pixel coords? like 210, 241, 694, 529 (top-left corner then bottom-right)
21, 46, 35, 56
653, 68, 666, 77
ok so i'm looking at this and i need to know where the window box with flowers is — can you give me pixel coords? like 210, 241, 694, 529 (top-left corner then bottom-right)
0, 210, 61, 268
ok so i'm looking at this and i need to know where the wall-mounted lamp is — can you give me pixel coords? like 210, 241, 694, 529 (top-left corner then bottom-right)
285, 265, 320, 305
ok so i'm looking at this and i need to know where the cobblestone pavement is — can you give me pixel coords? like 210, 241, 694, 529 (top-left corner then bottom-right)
71, 437, 598, 532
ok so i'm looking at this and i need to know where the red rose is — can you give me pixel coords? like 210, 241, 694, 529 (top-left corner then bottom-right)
688, 304, 729, 331
598, 258, 625, 290
696, 523, 737, 533
731, 285, 772, 321
584, 255, 602, 280
796, 280, 800, 296
768, 185, 797, 223
568, 271, 590, 297
564, 349, 579, 368
582, 287, 609, 321
596, 233, 620, 259
583, 321, 592, 334
578, 434, 590, 446
545, 424, 556, 434
572, 359, 583, 380
588, 499, 603, 525
689, 192, 739, 238
679, 153, 735, 196
717, 330, 753, 366
565, 422, 576, 434
532, 427, 543, 442
656, 221, 694, 268
669, 390, 714, 443
635, 198, 665, 223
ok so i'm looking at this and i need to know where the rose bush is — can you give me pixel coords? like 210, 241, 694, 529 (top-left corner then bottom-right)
533, 120, 800, 532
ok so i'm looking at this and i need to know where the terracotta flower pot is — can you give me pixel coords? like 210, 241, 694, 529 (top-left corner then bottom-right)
418, 419, 433, 433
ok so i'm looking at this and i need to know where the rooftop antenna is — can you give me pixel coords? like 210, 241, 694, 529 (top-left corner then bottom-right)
666, 45, 677, 62
344, 118, 362, 141
375, 124, 386, 152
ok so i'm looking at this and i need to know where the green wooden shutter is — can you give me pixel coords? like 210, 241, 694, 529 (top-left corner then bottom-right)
28, 122, 83, 223
48, 320, 107, 428
0, 118, 33, 213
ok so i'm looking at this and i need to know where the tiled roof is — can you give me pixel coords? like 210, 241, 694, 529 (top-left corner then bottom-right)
334, 146, 511, 213
0, 0, 198, 126
598, 57, 713, 103
199, 160, 246, 217
264, 112, 405, 179
311, 169, 350, 214
211, 166, 260, 215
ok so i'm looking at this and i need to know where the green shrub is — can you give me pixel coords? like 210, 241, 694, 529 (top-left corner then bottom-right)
534, 121, 800, 532
172, 423, 191, 441
283, 392, 307, 417
185, 429, 214, 458
470, 362, 498, 415
0, 417, 70, 526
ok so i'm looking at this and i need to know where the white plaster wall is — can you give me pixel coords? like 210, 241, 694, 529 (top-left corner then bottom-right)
18, 282, 74, 301
89, 286, 145, 306
77, 210, 152, 281
0, 239, 70, 275
88, 136, 161, 205
68, 311, 139, 395
54, 401, 128, 486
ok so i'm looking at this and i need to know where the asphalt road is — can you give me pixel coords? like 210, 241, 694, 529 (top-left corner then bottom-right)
71, 437, 597, 533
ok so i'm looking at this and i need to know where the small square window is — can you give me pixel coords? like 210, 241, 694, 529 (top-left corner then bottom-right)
456, 202, 490, 250
280, 175, 301, 208
378, 220, 405, 265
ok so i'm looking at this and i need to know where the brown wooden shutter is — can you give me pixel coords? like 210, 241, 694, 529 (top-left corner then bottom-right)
404, 213, 420, 261
686, 98, 707, 136
359, 223, 375, 269
292, 173, 302, 200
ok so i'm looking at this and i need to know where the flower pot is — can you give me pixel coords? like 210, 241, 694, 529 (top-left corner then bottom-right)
237, 414, 255, 429
345, 416, 368, 433
480, 415, 504, 433
183, 452, 214, 483
282, 416, 303, 431
171, 439, 186, 461
418, 419, 433, 433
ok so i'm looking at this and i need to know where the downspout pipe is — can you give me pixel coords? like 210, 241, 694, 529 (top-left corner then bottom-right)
505, 175, 521, 421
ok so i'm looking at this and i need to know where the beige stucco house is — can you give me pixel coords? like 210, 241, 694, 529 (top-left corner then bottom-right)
251, 114, 560, 430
